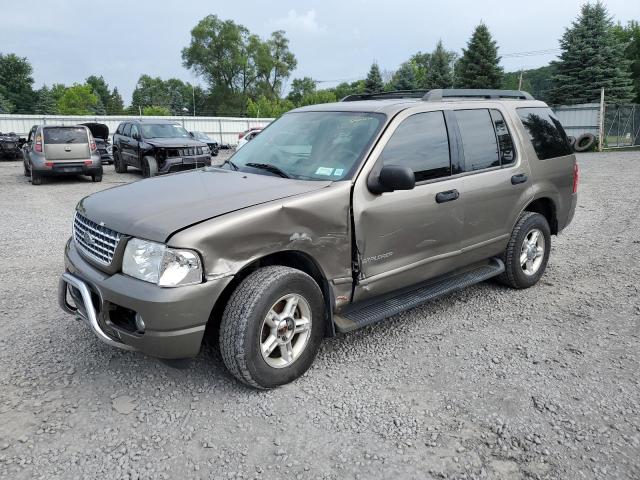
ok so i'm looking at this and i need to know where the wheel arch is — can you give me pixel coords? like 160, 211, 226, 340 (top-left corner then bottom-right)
523, 197, 558, 235
206, 250, 336, 343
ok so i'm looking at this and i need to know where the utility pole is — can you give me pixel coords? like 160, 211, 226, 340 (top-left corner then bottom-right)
518, 70, 523, 90
138, 105, 142, 116
192, 85, 196, 117
598, 87, 605, 152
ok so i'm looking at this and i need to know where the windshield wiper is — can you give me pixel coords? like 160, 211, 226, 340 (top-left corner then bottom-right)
221, 159, 239, 171
246, 162, 291, 178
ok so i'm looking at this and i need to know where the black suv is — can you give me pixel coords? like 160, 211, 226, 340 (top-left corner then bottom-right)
112, 119, 212, 177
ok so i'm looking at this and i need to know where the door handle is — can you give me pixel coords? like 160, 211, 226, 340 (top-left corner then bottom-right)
511, 173, 528, 185
435, 189, 459, 203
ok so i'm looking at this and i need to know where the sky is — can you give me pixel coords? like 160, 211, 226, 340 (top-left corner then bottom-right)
1, 0, 638, 104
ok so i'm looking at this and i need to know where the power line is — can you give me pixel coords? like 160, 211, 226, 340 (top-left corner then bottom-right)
501, 48, 560, 58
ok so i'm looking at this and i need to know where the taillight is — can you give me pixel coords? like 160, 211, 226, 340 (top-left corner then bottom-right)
90, 141, 97, 151
572, 163, 579, 193
238, 132, 244, 139
35, 142, 42, 152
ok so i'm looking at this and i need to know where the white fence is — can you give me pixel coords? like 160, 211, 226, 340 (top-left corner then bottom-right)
0, 114, 275, 146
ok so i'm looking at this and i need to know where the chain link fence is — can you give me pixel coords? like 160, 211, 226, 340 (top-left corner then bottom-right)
603, 104, 640, 148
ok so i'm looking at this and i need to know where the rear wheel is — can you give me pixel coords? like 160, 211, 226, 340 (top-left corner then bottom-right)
141, 156, 158, 178
498, 212, 551, 289
219, 266, 325, 389
31, 169, 42, 185
114, 151, 127, 173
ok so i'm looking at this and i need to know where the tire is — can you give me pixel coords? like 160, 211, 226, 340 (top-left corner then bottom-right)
574, 133, 596, 152
212, 148, 219, 157
142, 156, 158, 178
219, 266, 325, 389
497, 212, 551, 289
23, 162, 30, 177
567, 136, 576, 150
92, 174, 102, 182
31, 171, 42, 185
114, 151, 127, 173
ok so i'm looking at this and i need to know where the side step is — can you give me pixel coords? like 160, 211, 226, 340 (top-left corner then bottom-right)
334, 258, 504, 333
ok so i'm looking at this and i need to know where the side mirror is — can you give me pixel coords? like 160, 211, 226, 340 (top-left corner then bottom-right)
367, 165, 415, 194
132, 132, 140, 141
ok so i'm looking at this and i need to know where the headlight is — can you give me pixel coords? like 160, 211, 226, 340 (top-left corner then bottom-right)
122, 238, 203, 287
202, 146, 210, 154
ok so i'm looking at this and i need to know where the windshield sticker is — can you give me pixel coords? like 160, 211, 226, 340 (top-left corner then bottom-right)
333, 168, 344, 176
315, 167, 334, 176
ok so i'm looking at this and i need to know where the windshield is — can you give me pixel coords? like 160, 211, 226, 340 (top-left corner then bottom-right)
141, 123, 190, 139
193, 131, 211, 141
227, 111, 385, 180
43, 127, 88, 144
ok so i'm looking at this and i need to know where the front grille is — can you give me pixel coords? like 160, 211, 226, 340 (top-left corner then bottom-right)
73, 212, 122, 265
168, 147, 203, 157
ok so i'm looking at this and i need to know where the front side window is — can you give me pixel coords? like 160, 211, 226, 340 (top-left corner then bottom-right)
229, 111, 385, 181
123, 124, 131, 137
130, 124, 139, 139
455, 109, 499, 172
140, 123, 191, 139
380, 111, 451, 182
517, 107, 572, 160
490, 109, 516, 166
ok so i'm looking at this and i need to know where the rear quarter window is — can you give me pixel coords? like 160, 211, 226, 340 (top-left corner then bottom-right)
517, 107, 572, 160
43, 127, 88, 144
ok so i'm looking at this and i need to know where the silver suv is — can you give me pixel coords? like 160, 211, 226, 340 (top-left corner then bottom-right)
23, 125, 103, 185
59, 89, 578, 388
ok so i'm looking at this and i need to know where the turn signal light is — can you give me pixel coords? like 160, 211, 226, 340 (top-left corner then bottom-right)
572, 163, 579, 193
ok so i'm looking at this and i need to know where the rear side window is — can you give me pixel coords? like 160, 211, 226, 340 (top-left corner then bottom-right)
380, 111, 451, 182
123, 124, 132, 137
517, 107, 571, 160
43, 127, 88, 144
455, 109, 499, 171
490, 109, 515, 166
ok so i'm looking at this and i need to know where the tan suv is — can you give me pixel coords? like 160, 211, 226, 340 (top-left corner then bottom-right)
59, 89, 578, 388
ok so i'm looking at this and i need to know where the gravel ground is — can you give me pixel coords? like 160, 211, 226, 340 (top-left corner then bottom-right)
0, 151, 639, 480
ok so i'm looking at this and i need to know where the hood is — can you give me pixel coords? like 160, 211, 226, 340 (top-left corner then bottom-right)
76, 169, 331, 242
80, 122, 109, 140
144, 137, 207, 148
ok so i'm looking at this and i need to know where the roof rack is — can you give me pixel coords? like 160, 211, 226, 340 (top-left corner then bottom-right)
422, 89, 534, 101
340, 90, 429, 102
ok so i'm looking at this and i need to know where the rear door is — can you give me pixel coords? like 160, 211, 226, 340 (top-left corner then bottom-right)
352, 109, 466, 301
455, 108, 533, 264
43, 127, 90, 161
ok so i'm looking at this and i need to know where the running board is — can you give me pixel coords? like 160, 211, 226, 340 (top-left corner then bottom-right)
334, 258, 504, 333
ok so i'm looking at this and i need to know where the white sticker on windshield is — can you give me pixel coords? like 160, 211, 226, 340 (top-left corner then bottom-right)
333, 168, 344, 176
315, 167, 334, 176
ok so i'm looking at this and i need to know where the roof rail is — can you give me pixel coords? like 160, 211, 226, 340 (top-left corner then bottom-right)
340, 90, 429, 102
423, 89, 534, 101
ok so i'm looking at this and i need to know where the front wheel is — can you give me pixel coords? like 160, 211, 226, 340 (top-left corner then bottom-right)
141, 156, 158, 178
219, 266, 325, 389
498, 212, 551, 289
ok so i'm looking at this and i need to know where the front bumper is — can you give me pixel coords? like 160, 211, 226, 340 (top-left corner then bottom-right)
159, 155, 212, 174
59, 239, 233, 358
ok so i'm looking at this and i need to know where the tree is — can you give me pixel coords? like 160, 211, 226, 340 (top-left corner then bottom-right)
34, 85, 57, 114
502, 65, 555, 101
142, 105, 171, 116
549, 2, 634, 104
410, 52, 430, 88
331, 80, 365, 100
0, 53, 35, 113
258, 30, 297, 96
287, 77, 316, 104
612, 20, 640, 103
390, 62, 418, 90
50, 83, 67, 104
0, 93, 14, 113
57, 84, 98, 115
455, 24, 503, 89
106, 88, 124, 115
424, 41, 457, 89
364, 63, 384, 93
298, 90, 337, 107
85, 75, 110, 105
246, 96, 294, 117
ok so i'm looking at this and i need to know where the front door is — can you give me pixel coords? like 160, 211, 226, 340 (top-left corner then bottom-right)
352, 109, 465, 302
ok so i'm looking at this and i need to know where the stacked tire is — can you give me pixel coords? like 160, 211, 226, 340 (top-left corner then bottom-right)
572, 133, 597, 152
